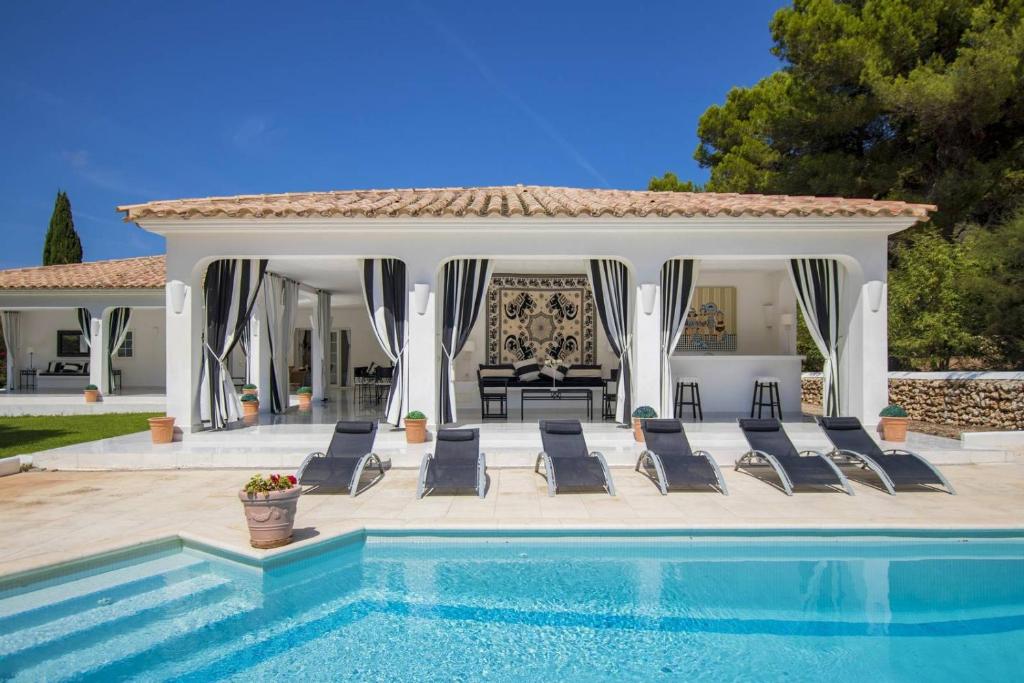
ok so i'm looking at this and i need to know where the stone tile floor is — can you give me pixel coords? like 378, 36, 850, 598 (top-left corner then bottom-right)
2, 463, 1023, 577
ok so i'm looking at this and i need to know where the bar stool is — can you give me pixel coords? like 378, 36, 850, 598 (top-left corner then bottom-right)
751, 377, 782, 419
674, 377, 703, 421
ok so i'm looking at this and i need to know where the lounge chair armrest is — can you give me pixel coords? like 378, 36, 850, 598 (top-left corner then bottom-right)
589, 451, 616, 496
693, 449, 714, 458
296, 450, 327, 478
798, 449, 828, 458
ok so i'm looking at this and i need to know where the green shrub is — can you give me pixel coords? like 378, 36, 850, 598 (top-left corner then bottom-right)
85, 384, 98, 391
242, 383, 258, 390
405, 410, 426, 420
879, 404, 908, 418
296, 386, 312, 395
240, 394, 259, 403
631, 406, 657, 419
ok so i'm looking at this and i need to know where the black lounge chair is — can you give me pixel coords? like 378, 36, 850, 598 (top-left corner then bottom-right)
296, 421, 384, 496
817, 416, 956, 495
637, 419, 728, 495
417, 428, 487, 499
736, 418, 853, 496
535, 420, 615, 496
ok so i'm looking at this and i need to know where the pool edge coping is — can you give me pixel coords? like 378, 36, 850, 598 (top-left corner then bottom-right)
4, 524, 1024, 590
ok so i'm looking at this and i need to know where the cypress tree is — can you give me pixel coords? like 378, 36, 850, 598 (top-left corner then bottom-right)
42, 190, 84, 265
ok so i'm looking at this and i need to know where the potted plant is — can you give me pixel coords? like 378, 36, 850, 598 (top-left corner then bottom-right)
631, 406, 657, 442
879, 404, 909, 442
83, 384, 99, 403
147, 415, 176, 444
404, 410, 427, 444
238, 473, 300, 549
296, 386, 313, 410
241, 383, 258, 398
241, 393, 260, 421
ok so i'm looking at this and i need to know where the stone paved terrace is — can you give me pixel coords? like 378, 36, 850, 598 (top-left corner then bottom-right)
2, 463, 1024, 578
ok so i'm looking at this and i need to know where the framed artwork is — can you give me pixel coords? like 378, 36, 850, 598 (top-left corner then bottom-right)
486, 274, 596, 364
677, 286, 737, 353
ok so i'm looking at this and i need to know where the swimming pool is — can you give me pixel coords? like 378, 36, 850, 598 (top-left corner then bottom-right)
1, 530, 1022, 681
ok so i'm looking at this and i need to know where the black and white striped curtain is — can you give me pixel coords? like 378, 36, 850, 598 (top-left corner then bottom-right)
789, 258, 845, 416
107, 307, 132, 391
439, 258, 492, 424
264, 274, 299, 414
660, 259, 699, 416
362, 259, 408, 425
588, 259, 633, 423
199, 259, 267, 430
76, 308, 92, 349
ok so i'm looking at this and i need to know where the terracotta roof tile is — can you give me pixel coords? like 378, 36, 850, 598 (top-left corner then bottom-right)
0, 255, 165, 290
118, 185, 935, 222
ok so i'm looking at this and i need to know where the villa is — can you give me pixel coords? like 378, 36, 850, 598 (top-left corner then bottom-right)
3, 186, 1024, 681
0, 185, 925, 433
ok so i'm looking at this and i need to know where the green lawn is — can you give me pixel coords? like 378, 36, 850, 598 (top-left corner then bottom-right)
0, 413, 163, 458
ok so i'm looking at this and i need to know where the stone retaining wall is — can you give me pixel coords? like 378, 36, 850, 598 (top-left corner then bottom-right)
801, 373, 1024, 429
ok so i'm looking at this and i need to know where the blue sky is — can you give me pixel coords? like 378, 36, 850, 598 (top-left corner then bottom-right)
0, 1, 786, 269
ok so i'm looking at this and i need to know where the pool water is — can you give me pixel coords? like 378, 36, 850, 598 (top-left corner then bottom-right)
1, 532, 1023, 681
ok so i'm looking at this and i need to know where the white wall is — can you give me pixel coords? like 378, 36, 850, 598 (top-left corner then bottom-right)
12, 307, 165, 388
291, 304, 391, 385
456, 263, 617, 381
677, 267, 797, 356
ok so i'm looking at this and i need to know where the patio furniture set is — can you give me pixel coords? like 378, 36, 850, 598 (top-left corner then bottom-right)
294, 416, 955, 499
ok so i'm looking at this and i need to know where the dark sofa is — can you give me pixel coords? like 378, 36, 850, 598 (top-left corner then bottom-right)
477, 364, 613, 419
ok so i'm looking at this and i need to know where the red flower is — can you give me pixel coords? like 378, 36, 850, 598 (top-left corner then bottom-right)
270, 474, 280, 483
287, 475, 297, 485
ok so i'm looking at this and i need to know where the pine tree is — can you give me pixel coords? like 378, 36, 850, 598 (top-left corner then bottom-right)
42, 190, 84, 265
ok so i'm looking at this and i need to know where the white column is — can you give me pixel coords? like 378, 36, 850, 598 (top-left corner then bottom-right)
844, 279, 888, 426
406, 258, 439, 428
251, 298, 272, 413
633, 268, 663, 415
164, 261, 203, 431
88, 307, 109, 395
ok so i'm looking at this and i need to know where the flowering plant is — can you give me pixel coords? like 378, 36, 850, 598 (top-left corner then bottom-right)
244, 473, 297, 495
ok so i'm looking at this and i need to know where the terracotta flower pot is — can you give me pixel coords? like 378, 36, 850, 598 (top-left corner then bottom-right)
405, 418, 427, 444
148, 416, 175, 444
84, 389, 99, 403
632, 418, 645, 442
880, 416, 909, 442
297, 394, 312, 410
242, 401, 259, 416
238, 486, 301, 549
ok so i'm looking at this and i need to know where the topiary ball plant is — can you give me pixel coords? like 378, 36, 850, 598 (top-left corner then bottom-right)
631, 405, 657, 419
85, 384, 98, 391
405, 410, 426, 420
879, 404, 908, 418
240, 394, 259, 403
296, 386, 312, 395
242, 383, 258, 391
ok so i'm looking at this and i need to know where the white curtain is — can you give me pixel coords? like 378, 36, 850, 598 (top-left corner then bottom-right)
789, 259, 846, 416
1, 311, 19, 391
264, 274, 299, 413
310, 289, 331, 401
659, 260, 699, 417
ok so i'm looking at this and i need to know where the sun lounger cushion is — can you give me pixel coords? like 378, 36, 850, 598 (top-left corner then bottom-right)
543, 420, 583, 435
437, 429, 475, 442
337, 421, 375, 434
643, 419, 683, 434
